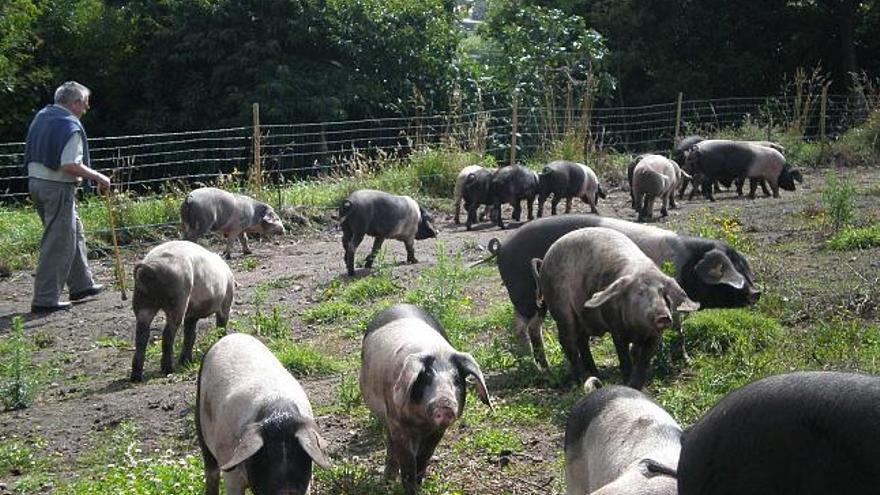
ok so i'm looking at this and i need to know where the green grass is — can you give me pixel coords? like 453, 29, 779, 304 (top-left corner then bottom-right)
269, 338, 342, 376
827, 222, 880, 250
56, 422, 203, 495
0, 434, 54, 495
687, 207, 754, 253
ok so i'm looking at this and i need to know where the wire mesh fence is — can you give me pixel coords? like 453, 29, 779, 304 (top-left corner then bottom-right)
0, 93, 863, 201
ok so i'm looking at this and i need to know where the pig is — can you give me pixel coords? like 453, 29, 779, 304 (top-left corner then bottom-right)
565, 378, 680, 495
685, 140, 803, 201
678, 371, 880, 495
180, 187, 286, 259
490, 164, 539, 228
360, 304, 492, 494
485, 215, 758, 370
630, 154, 690, 222
338, 189, 437, 276
461, 167, 497, 230
531, 227, 699, 387
130, 240, 234, 382
453, 164, 489, 224
536, 160, 605, 216
197, 333, 331, 495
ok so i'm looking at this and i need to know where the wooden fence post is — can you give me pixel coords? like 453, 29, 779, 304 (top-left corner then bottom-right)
674, 92, 683, 144
820, 85, 828, 144
510, 90, 518, 166
250, 103, 262, 195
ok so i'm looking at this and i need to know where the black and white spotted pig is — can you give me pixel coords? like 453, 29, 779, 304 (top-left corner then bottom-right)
197, 333, 331, 495
130, 240, 234, 382
678, 371, 880, 495
531, 227, 699, 388
565, 378, 680, 495
486, 215, 758, 371
360, 304, 492, 495
536, 160, 605, 216
180, 187, 285, 259
685, 140, 803, 201
490, 164, 539, 228
338, 189, 437, 276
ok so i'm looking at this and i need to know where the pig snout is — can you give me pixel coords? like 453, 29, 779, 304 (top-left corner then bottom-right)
430, 403, 458, 427
748, 287, 761, 304
654, 311, 673, 329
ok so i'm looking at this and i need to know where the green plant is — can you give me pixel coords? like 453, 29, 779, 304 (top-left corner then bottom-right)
826, 223, 880, 250
822, 171, 856, 231
251, 306, 290, 339
270, 339, 341, 376
689, 208, 754, 253
241, 256, 259, 271
0, 317, 38, 411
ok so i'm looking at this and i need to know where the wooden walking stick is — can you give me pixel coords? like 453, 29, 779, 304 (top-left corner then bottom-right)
103, 187, 128, 300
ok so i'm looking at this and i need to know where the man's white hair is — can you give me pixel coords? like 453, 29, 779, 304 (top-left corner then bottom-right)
54, 81, 90, 106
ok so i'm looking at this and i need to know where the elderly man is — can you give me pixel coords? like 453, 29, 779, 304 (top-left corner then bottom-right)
24, 81, 111, 313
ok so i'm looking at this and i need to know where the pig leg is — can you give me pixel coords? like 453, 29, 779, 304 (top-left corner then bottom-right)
403, 239, 418, 264
493, 200, 505, 228
179, 316, 198, 367
748, 179, 759, 199
611, 334, 633, 383
536, 193, 548, 218
701, 177, 716, 202
564, 196, 573, 214
365, 237, 385, 268
575, 330, 600, 377
761, 179, 772, 197
200, 441, 221, 495
160, 306, 186, 375
383, 429, 400, 482
769, 179, 780, 198
583, 194, 598, 214
550, 195, 561, 216
453, 197, 462, 224
342, 230, 364, 276
511, 200, 522, 221
131, 309, 158, 382
222, 469, 248, 495
238, 232, 251, 255
660, 193, 669, 217
465, 200, 479, 230
416, 430, 444, 485
557, 315, 587, 383
627, 337, 660, 390
526, 195, 535, 220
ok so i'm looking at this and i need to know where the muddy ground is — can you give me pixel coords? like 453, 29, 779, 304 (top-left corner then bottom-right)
1, 166, 878, 494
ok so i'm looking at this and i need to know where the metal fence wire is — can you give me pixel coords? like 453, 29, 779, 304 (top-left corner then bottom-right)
0, 94, 861, 200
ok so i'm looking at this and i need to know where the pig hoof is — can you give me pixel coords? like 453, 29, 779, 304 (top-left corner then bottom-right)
407, 258, 418, 264
130, 372, 144, 382
243, 249, 252, 255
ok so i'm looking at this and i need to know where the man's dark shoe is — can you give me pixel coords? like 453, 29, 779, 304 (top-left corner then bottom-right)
31, 301, 73, 314
70, 284, 104, 301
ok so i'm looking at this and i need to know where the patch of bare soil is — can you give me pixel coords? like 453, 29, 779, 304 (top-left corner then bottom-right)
1, 166, 878, 494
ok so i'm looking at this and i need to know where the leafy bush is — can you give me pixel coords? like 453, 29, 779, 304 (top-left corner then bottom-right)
822, 170, 856, 231
829, 108, 880, 166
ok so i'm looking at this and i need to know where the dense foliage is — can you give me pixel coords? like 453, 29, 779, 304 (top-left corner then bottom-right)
1, 0, 879, 140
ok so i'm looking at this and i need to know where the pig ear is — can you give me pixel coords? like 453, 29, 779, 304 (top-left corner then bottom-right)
791, 168, 803, 183
392, 353, 426, 409
584, 275, 635, 309
664, 278, 700, 313
694, 251, 745, 289
221, 423, 264, 471
295, 420, 332, 469
453, 352, 493, 409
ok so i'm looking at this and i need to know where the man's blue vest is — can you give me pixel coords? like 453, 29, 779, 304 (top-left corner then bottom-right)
23, 105, 91, 171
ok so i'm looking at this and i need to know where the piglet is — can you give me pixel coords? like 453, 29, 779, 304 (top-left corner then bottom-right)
453, 164, 487, 224
130, 240, 234, 382
565, 378, 680, 495
630, 154, 689, 222
180, 187, 285, 259
462, 167, 497, 230
490, 164, 539, 228
197, 333, 331, 495
339, 189, 437, 276
537, 160, 604, 216
360, 304, 492, 494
